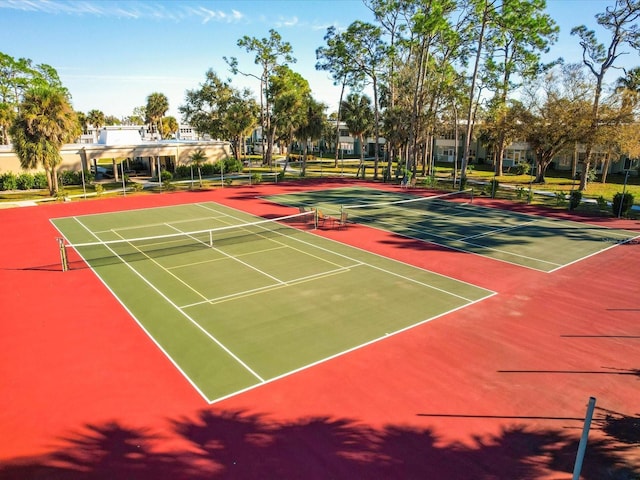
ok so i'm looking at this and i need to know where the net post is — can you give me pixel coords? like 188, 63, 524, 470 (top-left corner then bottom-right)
469, 188, 474, 203
572, 396, 596, 480
314, 208, 318, 230
209, 230, 213, 247
57, 237, 69, 272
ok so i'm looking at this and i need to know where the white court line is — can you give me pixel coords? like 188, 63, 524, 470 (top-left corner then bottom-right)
59, 201, 497, 404
166, 223, 288, 285
167, 244, 288, 270
205, 290, 496, 405
462, 219, 539, 240
369, 215, 563, 270
198, 203, 486, 302
180, 263, 363, 309
71, 216, 266, 394
93, 214, 230, 234
548, 233, 640, 273
110, 228, 211, 304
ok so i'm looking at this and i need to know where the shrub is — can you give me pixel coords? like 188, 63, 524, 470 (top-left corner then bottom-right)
16, 173, 35, 190
555, 191, 567, 207
33, 172, 48, 189
224, 157, 243, 173
251, 173, 262, 184
513, 163, 531, 175
612, 192, 634, 217
94, 183, 104, 195
58, 170, 81, 186
201, 163, 215, 176
160, 170, 173, 182
596, 196, 608, 210
174, 165, 191, 179
568, 190, 582, 211
515, 186, 526, 200
0, 172, 17, 191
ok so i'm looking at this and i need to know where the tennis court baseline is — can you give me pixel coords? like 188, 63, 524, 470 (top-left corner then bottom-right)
52, 202, 494, 403
266, 187, 639, 272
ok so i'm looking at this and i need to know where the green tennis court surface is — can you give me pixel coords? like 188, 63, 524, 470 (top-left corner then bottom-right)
51, 202, 493, 403
266, 187, 639, 272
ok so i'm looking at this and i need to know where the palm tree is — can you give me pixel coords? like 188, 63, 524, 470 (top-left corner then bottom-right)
145, 92, 169, 140
189, 149, 207, 187
161, 116, 179, 139
0, 102, 14, 145
9, 85, 80, 195
340, 93, 373, 178
87, 109, 105, 142
615, 67, 640, 110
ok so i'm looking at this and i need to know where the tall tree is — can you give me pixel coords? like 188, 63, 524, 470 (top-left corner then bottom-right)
225, 29, 295, 166
460, 0, 494, 184
483, 0, 558, 175
295, 97, 327, 176
9, 85, 80, 195
180, 69, 259, 161
341, 21, 388, 179
316, 26, 365, 167
0, 52, 66, 144
571, 0, 640, 190
0, 101, 14, 144
518, 64, 592, 183
145, 92, 169, 140
267, 65, 311, 172
341, 93, 374, 177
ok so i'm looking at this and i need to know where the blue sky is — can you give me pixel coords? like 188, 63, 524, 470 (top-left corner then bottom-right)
0, 0, 636, 120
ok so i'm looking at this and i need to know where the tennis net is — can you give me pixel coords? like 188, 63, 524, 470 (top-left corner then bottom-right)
57, 210, 316, 271
341, 189, 474, 221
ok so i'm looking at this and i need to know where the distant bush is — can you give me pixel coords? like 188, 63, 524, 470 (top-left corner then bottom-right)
174, 165, 191, 179
58, 170, 82, 186
224, 157, 243, 173
612, 192, 634, 217
512, 163, 530, 175
33, 173, 48, 189
16, 173, 35, 190
555, 191, 567, 207
0, 172, 17, 191
160, 170, 173, 182
201, 164, 215, 176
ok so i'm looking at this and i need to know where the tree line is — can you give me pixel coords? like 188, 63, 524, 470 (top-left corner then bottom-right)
1, 0, 639, 196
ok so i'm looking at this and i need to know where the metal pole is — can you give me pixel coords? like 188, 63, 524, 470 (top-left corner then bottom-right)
572, 396, 596, 480
617, 170, 630, 218
121, 161, 126, 196
57, 238, 68, 272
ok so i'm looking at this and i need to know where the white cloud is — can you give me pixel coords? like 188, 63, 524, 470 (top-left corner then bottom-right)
0, 0, 246, 23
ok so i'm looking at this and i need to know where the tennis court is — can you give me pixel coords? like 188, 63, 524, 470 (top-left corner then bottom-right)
266, 187, 639, 272
51, 201, 494, 403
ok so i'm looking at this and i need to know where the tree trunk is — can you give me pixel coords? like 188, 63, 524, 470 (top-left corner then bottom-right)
601, 152, 610, 184
334, 78, 346, 168
359, 133, 366, 179
461, 0, 488, 182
